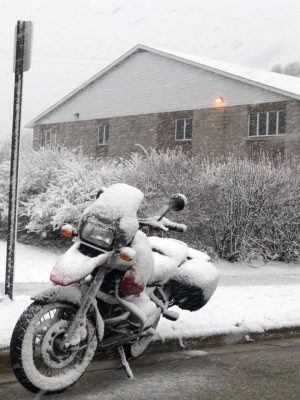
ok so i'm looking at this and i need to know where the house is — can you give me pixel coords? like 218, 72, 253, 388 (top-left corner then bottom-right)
26, 44, 300, 159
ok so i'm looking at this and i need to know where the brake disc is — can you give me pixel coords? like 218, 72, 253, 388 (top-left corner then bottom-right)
41, 320, 77, 369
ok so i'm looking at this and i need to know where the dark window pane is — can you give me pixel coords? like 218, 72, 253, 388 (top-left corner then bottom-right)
258, 112, 267, 135
176, 119, 184, 140
98, 126, 105, 144
42, 130, 51, 146
278, 111, 286, 134
185, 118, 192, 139
51, 132, 55, 146
268, 112, 277, 135
105, 125, 109, 143
249, 113, 257, 136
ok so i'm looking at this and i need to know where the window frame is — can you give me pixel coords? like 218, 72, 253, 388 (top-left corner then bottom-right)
175, 118, 193, 141
248, 110, 286, 137
41, 129, 58, 147
97, 124, 109, 146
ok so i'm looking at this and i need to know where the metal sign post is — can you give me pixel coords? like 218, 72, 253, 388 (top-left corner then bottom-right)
5, 21, 32, 300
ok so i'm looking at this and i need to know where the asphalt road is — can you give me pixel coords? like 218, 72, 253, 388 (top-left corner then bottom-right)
1, 337, 299, 400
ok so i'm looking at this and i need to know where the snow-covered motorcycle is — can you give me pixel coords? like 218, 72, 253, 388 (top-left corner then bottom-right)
10, 183, 218, 394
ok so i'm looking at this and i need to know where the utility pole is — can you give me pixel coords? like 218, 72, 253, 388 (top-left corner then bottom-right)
5, 21, 33, 300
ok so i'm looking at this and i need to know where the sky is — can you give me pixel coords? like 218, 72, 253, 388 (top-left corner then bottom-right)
0, 0, 300, 142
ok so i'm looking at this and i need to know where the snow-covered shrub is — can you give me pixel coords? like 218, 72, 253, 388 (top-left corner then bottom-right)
197, 155, 300, 262
0, 139, 11, 163
0, 160, 10, 229
0, 140, 11, 228
1, 145, 299, 262
21, 147, 121, 234
117, 148, 201, 215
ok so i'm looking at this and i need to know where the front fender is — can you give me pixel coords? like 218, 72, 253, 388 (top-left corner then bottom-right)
31, 284, 87, 306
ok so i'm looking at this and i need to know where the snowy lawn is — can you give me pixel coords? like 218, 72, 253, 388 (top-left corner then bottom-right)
0, 240, 60, 283
1, 240, 300, 349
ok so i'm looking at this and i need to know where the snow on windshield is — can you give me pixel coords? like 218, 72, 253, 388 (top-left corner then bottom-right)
82, 183, 144, 240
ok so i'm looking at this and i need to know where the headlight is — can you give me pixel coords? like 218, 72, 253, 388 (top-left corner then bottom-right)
80, 221, 114, 249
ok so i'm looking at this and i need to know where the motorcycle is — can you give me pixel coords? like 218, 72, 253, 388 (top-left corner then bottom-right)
10, 183, 218, 394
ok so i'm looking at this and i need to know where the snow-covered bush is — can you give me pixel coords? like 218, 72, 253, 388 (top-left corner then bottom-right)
197, 155, 300, 262
0, 160, 10, 228
0, 145, 299, 262
20, 147, 121, 234
0, 140, 11, 228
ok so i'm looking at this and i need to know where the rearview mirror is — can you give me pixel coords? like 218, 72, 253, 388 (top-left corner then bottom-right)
168, 193, 187, 212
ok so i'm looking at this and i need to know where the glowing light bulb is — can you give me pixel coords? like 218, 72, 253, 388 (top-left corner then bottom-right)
215, 96, 224, 106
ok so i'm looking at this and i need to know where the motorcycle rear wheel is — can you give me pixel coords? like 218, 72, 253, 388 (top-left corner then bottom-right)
10, 301, 97, 394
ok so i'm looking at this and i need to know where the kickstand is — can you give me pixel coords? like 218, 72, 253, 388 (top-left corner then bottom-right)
118, 346, 134, 379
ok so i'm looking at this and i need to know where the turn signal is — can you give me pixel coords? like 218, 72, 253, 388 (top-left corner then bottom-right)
119, 248, 136, 262
119, 252, 133, 262
61, 225, 74, 239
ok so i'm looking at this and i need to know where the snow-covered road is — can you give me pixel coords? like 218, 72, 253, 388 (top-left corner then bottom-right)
1, 240, 300, 348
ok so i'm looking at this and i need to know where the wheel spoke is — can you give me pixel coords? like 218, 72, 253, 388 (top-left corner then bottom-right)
30, 304, 95, 378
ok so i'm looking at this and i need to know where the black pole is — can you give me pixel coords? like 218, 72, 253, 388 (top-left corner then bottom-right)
5, 21, 25, 300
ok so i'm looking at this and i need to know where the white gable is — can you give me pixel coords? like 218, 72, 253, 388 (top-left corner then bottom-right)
29, 49, 289, 127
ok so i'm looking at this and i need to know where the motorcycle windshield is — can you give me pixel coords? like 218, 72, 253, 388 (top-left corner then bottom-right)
82, 183, 144, 242
80, 220, 114, 249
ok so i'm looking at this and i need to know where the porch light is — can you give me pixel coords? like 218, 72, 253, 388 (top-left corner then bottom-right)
215, 96, 224, 106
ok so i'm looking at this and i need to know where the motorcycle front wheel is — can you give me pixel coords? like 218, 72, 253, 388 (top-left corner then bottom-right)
10, 301, 97, 394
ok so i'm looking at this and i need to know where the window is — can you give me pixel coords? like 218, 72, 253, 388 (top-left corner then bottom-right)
248, 110, 286, 137
175, 118, 192, 141
98, 125, 109, 145
41, 129, 57, 147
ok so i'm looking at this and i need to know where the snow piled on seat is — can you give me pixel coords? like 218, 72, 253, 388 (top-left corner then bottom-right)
148, 237, 215, 286
148, 237, 188, 265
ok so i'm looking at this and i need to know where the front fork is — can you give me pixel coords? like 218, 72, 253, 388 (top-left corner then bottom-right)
62, 266, 106, 348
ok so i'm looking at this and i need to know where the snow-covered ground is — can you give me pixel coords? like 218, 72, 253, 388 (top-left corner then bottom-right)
1, 240, 300, 349
0, 240, 60, 284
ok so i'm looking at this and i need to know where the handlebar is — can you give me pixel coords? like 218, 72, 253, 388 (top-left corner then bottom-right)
138, 217, 187, 233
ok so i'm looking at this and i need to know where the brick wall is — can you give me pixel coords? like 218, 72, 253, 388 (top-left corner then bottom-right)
33, 114, 157, 158
192, 106, 248, 157
285, 100, 300, 158
32, 100, 300, 159
108, 113, 158, 158
157, 110, 193, 153
245, 101, 288, 158
33, 119, 105, 157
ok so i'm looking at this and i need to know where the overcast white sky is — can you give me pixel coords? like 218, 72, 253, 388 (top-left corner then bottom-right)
0, 0, 300, 142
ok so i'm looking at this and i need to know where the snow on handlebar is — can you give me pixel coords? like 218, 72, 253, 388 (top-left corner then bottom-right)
138, 216, 187, 233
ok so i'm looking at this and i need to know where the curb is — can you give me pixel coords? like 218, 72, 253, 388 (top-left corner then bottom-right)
146, 326, 300, 355
1, 326, 300, 375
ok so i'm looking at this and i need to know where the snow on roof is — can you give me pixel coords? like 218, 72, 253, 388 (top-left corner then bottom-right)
26, 44, 300, 128
153, 46, 300, 100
